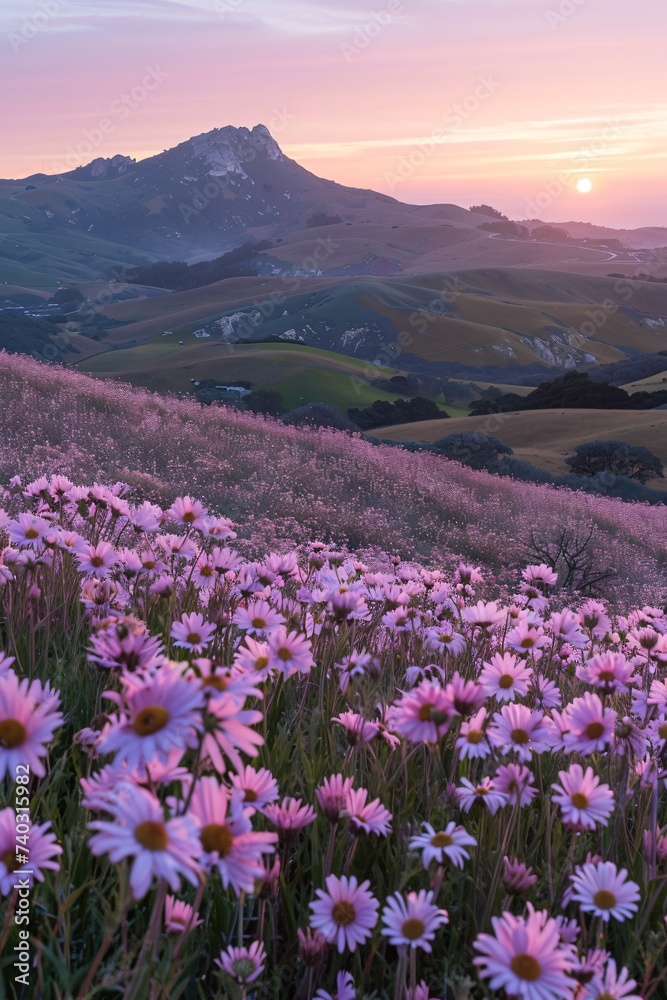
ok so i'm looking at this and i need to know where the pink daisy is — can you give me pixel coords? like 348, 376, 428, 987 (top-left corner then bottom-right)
99, 669, 204, 769
409, 821, 476, 869
551, 765, 614, 830
332, 711, 380, 745
462, 600, 505, 631
314, 971, 356, 1000
389, 680, 456, 744
569, 861, 640, 922
474, 904, 576, 1000
76, 541, 118, 577
576, 652, 637, 694
0, 671, 63, 780
494, 763, 538, 808
456, 707, 491, 759
166, 495, 208, 529
88, 788, 201, 900
189, 777, 276, 896
264, 797, 316, 837
229, 765, 279, 811
316, 774, 356, 823
233, 600, 285, 635
164, 895, 202, 934
457, 777, 508, 815
0, 808, 62, 895
563, 693, 616, 755
309, 874, 379, 952
343, 787, 392, 837
502, 857, 538, 895
202, 696, 264, 774
585, 959, 642, 1000
268, 628, 314, 678
233, 636, 272, 680
171, 612, 216, 654
381, 889, 448, 951
478, 652, 532, 702
215, 940, 266, 984
8, 513, 51, 550
488, 704, 551, 762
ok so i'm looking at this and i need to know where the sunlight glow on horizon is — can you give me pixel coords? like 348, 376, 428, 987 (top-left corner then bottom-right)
2, 0, 666, 228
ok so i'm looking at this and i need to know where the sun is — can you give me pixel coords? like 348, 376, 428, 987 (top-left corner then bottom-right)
576, 177, 593, 194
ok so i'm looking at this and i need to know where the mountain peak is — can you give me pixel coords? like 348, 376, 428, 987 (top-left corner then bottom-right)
179, 123, 283, 178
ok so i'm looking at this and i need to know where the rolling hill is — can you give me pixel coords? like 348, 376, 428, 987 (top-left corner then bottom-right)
371, 409, 667, 491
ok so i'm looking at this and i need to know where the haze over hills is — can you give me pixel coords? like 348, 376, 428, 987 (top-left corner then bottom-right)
3, 123, 667, 415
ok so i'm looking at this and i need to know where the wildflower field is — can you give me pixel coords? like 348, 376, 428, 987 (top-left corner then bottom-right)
0, 352, 665, 998
0, 464, 666, 999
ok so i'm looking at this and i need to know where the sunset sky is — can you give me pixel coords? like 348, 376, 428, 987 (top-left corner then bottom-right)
2, 0, 666, 228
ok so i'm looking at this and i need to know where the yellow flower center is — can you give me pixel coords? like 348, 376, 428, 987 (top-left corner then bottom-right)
498, 674, 514, 689
510, 954, 541, 981
203, 675, 228, 692
585, 722, 605, 740
0, 849, 19, 873
431, 832, 453, 848
510, 728, 530, 745
251, 617, 267, 629
133, 705, 170, 736
0, 719, 26, 749
24, 527, 39, 540
467, 730, 484, 744
200, 823, 234, 857
401, 918, 426, 941
134, 821, 169, 851
571, 792, 589, 809
418, 704, 448, 725
332, 901, 356, 926
244, 789, 258, 803
254, 656, 269, 671
277, 648, 292, 661
593, 889, 617, 911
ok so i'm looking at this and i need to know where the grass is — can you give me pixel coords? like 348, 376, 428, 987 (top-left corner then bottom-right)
371, 409, 667, 492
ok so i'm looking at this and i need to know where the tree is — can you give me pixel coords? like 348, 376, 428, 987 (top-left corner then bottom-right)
282, 402, 358, 432
245, 390, 285, 417
307, 212, 343, 228
470, 205, 508, 220
428, 432, 513, 471
566, 441, 664, 484
525, 524, 614, 595
478, 221, 529, 238
348, 397, 445, 431
530, 225, 571, 243
52, 286, 84, 306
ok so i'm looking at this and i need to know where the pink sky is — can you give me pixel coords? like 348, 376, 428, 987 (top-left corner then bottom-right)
2, 0, 667, 228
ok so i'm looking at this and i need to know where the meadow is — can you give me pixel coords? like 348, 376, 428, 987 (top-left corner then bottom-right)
0, 353, 665, 998
0, 470, 665, 998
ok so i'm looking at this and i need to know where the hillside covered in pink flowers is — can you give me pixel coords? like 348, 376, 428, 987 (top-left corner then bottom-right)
0, 351, 663, 608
